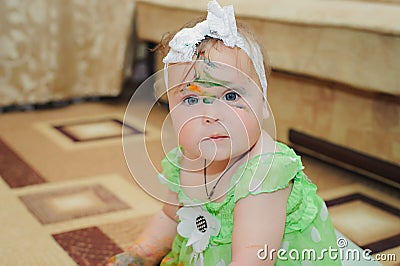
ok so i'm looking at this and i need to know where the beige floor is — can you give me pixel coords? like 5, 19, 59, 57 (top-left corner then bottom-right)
0, 99, 398, 265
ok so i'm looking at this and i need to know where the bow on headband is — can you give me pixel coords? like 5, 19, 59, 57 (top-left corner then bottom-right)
163, 0, 267, 98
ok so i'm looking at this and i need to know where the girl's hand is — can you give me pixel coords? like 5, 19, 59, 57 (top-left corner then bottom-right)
105, 205, 178, 266
106, 250, 145, 266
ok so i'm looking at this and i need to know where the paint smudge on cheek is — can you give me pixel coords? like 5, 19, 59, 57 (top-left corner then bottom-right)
233, 105, 246, 110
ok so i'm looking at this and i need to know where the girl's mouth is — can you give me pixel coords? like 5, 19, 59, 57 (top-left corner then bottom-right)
209, 135, 229, 141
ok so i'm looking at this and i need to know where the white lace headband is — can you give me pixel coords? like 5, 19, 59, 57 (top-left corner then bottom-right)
162, 0, 267, 99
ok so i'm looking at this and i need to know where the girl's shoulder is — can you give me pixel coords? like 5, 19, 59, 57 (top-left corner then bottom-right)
231, 141, 305, 203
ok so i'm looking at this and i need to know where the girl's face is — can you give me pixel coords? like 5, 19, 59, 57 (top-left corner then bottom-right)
167, 44, 266, 162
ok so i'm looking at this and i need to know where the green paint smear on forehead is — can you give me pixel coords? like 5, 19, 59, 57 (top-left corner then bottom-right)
184, 83, 217, 98
194, 70, 231, 88
194, 65, 248, 95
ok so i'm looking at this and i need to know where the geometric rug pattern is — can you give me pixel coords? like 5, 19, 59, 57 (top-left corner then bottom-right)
52, 227, 123, 266
20, 184, 131, 224
0, 138, 46, 188
0, 101, 398, 265
54, 118, 142, 143
326, 193, 400, 254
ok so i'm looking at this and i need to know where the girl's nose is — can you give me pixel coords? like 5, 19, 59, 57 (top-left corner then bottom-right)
203, 116, 219, 124
202, 99, 220, 124
201, 97, 223, 124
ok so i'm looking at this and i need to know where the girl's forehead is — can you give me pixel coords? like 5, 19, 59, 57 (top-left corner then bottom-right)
166, 44, 261, 95
201, 45, 263, 90
167, 73, 250, 97
171, 82, 245, 96
201, 44, 253, 73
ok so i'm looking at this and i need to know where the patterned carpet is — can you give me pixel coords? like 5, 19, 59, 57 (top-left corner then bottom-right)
0, 100, 398, 265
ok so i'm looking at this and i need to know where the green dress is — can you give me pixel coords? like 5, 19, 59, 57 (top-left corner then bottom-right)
159, 142, 341, 266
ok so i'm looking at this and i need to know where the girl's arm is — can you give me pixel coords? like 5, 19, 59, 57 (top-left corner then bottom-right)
230, 184, 292, 266
107, 192, 179, 266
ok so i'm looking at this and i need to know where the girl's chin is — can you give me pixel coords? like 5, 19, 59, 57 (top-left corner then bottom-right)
202, 148, 237, 162
182, 148, 231, 162
183, 142, 251, 162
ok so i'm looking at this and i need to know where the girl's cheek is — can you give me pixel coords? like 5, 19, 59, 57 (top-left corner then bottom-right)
177, 121, 197, 144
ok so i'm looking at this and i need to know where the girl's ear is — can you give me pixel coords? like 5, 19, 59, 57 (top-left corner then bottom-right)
262, 101, 270, 119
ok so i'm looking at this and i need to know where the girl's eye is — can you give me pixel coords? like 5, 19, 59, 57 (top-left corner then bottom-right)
183, 96, 199, 105
223, 92, 239, 101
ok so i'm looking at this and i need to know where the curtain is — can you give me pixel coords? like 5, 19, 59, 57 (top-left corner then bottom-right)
0, 0, 135, 107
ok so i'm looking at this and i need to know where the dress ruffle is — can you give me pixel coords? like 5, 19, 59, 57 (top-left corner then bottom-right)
232, 149, 302, 203
284, 171, 320, 234
160, 146, 182, 194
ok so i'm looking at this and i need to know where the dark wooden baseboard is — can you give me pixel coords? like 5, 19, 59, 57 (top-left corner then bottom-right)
289, 129, 400, 187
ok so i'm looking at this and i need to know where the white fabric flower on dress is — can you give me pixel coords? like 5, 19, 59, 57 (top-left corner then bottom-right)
177, 206, 221, 265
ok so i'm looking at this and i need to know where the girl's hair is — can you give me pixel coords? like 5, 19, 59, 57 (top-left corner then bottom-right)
153, 15, 271, 77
